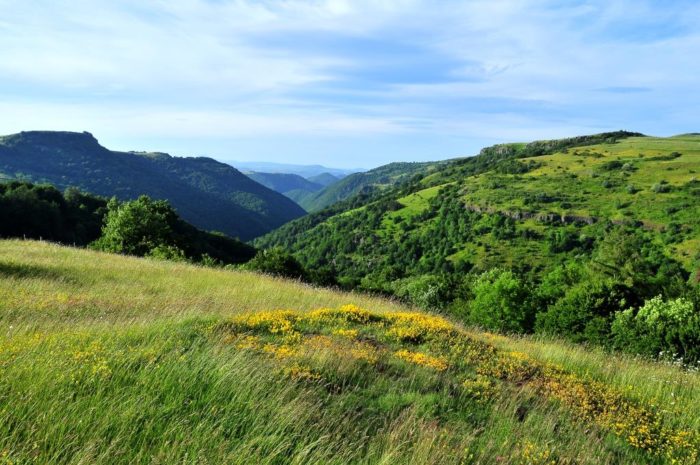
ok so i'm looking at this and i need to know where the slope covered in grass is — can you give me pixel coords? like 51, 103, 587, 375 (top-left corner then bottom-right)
1, 241, 699, 464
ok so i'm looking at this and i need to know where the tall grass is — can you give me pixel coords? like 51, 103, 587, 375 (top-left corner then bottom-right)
1, 240, 699, 464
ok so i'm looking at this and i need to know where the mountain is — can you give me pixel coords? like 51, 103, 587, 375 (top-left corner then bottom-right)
0, 131, 306, 240
297, 161, 447, 212
245, 172, 324, 195
256, 131, 699, 342
307, 172, 340, 186
226, 161, 359, 178
3, 239, 698, 464
245, 171, 325, 210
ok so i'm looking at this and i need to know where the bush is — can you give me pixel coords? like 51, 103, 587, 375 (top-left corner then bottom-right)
245, 248, 306, 280
611, 296, 700, 363
651, 183, 671, 193
147, 244, 187, 262
392, 274, 451, 310
546, 228, 581, 253
468, 269, 533, 333
535, 280, 636, 345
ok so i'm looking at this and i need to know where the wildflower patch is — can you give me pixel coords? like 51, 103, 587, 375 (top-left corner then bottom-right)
215, 305, 700, 464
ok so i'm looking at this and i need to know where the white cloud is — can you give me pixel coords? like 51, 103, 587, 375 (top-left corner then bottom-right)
0, 0, 697, 164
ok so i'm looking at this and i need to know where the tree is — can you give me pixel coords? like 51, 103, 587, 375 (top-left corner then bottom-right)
468, 269, 533, 333
91, 196, 177, 256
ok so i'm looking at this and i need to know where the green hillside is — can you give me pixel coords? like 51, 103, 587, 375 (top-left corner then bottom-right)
1, 240, 698, 464
245, 171, 325, 210
307, 172, 341, 186
298, 161, 446, 212
256, 132, 699, 351
0, 131, 306, 240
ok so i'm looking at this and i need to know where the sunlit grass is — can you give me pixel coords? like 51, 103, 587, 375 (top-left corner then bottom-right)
1, 240, 699, 464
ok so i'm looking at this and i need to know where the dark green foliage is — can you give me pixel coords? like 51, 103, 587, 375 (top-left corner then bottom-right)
390, 274, 452, 310
591, 227, 688, 298
0, 131, 305, 240
244, 247, 306, 280
91, 196, 256, 265
0, 181, 107, 244
495, 159, 542, 174
546, 228, 582, 253
599, 160, 624, 171
535, 280, 636, 345
92, 197, 177, 256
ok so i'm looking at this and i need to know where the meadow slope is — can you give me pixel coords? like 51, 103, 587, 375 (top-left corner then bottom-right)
1, 240, 699, 464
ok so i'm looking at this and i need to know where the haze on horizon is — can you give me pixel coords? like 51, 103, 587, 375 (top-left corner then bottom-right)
0, 0, 698, 169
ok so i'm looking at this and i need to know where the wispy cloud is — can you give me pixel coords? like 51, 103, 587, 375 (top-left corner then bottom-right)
0, 0, 698, 167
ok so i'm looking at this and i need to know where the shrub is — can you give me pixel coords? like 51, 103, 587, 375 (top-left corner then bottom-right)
147, 244, 187, 262
468, 269, 533, 333
245, 248, 306, 280
651, 183, 671, 193
611, 296, 700, 362
90, 195, 255, 265
546, 228, 580, 253
392, 274, 451, 310
535, 280, 636, 345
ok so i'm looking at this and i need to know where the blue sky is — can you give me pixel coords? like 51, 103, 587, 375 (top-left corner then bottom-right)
0, 0, 698, 168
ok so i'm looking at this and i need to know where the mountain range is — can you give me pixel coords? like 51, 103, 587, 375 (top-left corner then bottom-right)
226, 161, 359, 178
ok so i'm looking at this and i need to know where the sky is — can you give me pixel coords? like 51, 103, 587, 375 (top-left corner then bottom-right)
0, 0, 698, 169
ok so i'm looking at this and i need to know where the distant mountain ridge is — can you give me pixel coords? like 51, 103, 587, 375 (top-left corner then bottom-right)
307, 172, 340, 187
226, 161, 359, 178
0, 131, 306, 240
245, 171, 325, 211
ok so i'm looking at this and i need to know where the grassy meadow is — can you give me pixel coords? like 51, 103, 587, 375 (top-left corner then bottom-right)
1, 240, 699, 464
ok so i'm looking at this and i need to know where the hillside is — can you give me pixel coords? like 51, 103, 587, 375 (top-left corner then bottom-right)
258, 131, 699, 277
307, 172, 340, 186
298, 161, 447, 212
256, 132, 699, 348
0, 131, 306, 240
245, 171, 325, 210
1, 240, 699, 464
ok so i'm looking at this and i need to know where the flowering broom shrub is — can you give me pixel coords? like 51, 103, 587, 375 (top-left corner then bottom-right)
215, 305, 700, 464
